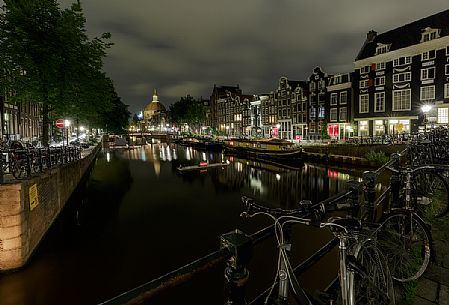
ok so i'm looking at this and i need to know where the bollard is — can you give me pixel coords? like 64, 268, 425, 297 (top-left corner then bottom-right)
346, 180, 362, 219
220, 229, 252, 305
362, 171, 376, 221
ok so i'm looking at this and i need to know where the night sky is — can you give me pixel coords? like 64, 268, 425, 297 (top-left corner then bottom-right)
57, 1, 449, 114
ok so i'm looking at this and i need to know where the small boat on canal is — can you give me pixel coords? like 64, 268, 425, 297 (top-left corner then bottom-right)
223, 138, 303, 162
176, 137, 224, 151
177, 160, 230, 172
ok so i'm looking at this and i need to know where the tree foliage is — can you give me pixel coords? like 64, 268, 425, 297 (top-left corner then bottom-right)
169, 95, 206, 131
0, 0, 129, 145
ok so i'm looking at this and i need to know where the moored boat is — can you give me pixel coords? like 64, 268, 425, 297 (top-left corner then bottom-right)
177, 161, 230, 172
223, 138, 303, 162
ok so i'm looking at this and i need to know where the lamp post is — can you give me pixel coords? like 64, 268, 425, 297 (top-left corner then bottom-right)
421, 105, 432, 133
64, 119, 71, 146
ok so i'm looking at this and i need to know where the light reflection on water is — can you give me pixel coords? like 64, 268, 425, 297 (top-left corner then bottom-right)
0, 142, 364, 305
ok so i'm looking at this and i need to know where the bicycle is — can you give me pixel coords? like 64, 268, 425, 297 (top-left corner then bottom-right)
371, 153, 449, 282
241, 195, 395, 305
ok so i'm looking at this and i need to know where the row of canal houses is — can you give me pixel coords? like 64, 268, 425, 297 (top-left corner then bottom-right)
208, 9, 449, 141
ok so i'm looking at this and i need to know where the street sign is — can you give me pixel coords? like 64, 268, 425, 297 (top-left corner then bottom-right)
56, 119, 65, 129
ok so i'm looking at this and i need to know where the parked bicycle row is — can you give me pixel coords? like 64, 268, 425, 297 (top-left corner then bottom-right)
0, 146, 82, 181
238, 128, 449, 304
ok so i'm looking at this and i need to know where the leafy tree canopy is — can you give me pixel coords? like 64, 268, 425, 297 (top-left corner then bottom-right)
169, 95, 206, 130
0, 0, 129, 144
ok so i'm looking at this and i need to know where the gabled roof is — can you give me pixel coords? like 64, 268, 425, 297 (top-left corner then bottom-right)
356, 9, 449, 61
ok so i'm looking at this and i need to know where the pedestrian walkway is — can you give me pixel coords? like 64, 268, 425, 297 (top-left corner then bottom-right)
412, 216, 449, 305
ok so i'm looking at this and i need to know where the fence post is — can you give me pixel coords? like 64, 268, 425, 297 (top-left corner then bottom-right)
0, 152, 4, 184
220, 229, 252, 305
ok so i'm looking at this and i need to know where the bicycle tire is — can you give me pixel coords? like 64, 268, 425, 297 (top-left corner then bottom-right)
376, 210, 432, 282
413, 169, 449, 219
11, 160, 26, 179
351, 239, 395, 305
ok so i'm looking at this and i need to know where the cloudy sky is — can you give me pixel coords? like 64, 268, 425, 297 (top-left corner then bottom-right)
59, 0, 448, 114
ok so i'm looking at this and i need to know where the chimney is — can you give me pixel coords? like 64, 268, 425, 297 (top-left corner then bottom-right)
366, 30, 377, 42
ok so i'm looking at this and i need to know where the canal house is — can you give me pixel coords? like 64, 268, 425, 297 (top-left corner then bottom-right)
353, 9, 449, 136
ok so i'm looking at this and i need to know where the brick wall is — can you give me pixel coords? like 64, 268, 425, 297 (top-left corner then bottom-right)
0, 145, 100, 270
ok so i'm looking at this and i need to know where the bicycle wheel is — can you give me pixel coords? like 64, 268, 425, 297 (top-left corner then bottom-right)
351, 239, 395, 305
376, 210, 432, 282
11, 160, 26, 179
413, 170, 449, 219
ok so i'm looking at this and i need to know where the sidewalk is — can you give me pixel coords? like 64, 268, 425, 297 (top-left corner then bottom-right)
412, 216, 449, 305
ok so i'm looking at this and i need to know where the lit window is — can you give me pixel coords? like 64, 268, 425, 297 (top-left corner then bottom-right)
330, 108, 338, 122
438, 108, 449, 124
393, 89, 411, 111
330, 93, 338, 105
421, 67, 435, 80
375, 92, 385, 112
359, 94, 369, 113
420, 86, 435, 100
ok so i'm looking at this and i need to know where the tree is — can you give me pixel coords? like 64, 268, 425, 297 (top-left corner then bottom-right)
169, 95, 206, 132
0, 0, 118, 145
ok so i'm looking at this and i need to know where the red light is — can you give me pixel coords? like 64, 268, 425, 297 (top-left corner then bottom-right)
199, 161, 208, 167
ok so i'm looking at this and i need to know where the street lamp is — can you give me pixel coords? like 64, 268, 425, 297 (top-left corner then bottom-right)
421, 105, 432, 132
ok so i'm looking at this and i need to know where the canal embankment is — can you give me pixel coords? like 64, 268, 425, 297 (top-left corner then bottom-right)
0, 144, 101, 271
302, 143, 406, 168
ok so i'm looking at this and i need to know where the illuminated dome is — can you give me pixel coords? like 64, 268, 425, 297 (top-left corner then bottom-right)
144, 89, 166, 121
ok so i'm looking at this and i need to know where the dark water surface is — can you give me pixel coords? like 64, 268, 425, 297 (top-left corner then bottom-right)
0, 142, 364, 305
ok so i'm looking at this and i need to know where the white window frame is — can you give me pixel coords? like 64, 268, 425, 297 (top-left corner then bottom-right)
445, 64, 449, 75
438, 108, 449, 124
393, 56, 412, 67
339, 107, 347, 122
421, 67, 435, 80
360, 66, 370, 74
340, 91, 347, 105
376, 62, 386, 70
420, 86, 435, 101
330, 93, 338, 106
393, 89, 411, 111
447, 46, 449, 56
359, 79, 369, 89
359, 94, 369, 114
421, 28, 440, 43
421, 50, 436, 61
374, 92, 385, 112
375, 76, 385, 86
330, 108, 338, 122
445, 83, 449, 98
376, 45, 389, 55
393, 72, 411, 83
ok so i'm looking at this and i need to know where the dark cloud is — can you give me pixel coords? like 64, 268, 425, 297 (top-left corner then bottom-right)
57, 0, 449, 113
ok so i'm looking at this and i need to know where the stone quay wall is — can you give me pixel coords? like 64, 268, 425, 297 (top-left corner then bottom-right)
0, 145, 100, 271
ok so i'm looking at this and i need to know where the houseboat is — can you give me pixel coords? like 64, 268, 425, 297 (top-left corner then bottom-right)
223, 138, 303, 162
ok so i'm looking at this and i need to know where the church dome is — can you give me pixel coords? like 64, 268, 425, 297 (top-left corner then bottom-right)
143, 89, 166, 121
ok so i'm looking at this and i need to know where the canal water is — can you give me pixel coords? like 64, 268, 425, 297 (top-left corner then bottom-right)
0, 141, 364, 305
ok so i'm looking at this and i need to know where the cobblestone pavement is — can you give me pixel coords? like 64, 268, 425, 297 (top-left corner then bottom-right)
412, 216, 449, 305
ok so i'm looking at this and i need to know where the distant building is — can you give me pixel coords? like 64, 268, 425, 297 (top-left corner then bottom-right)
307, 67, 328, 140
274, 76, 308, 141
143, 89, 167, 131
326, 72, 354, 140
209, 85, 243, 135
354, 9, 449, 136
